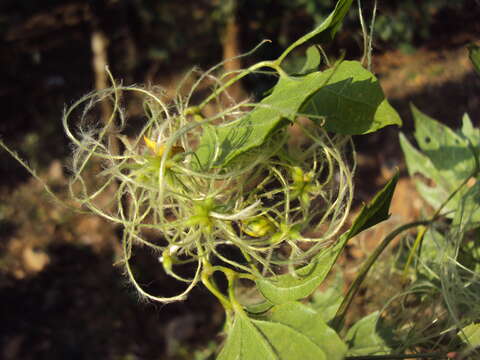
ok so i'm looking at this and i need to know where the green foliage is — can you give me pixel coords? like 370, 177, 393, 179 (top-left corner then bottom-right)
299, 46, 322, 74
256, 173, 398, 305
459, 323, 480, 349
399, 105, 480, 225
278, 0, 353, 61
397, 105, 480, 356
372, 0, 467, 49
195, 0, 402, 167
6, 1, 445, 359
468, 43, 480, 76
196, 60, 400, 167
345, 312, 392, 356
218, 302, 347, 360
309, 273, 344, 322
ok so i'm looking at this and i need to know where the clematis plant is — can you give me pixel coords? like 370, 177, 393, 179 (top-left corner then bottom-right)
1, 1, 409, 358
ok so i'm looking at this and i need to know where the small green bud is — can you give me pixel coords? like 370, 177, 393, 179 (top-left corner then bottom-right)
241, 216, 275, 238
290, 166, 318, 206
161, 248, 173, 275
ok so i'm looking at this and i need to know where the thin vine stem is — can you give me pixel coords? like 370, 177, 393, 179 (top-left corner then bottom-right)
332, 220, 433, 332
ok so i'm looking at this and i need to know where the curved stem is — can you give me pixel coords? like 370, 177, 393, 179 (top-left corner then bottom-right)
201, 260, 232, 312
332, 220, 432, 332
402, 160, 480, 278
197, 61, 281, 111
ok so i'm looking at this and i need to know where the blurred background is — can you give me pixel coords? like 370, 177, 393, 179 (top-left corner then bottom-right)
0, 1, 479, 359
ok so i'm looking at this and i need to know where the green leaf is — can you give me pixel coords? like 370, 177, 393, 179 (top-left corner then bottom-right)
399, 132, 447, 209
301, 61, 402, 135
411, 104, 476, 183
399, 105, 480, 222
244, 300, 273, 315
265, 302, 347, 360
345, 312, 392, 356
255, 241, 347, 305
468, 43, 480, 76
461, 113, 480, 148
195, 61, 401, 167
346, 171, 399, 239
278, 0, 353, 64
310, 272, 344, 323
307, 0, 352, 44
459, 323, 480, 348
299, 46, 322, 74
217, 304, 347, 360
256, 173, 398, 304
412, 228, 448, 280
216, 312, 276, 360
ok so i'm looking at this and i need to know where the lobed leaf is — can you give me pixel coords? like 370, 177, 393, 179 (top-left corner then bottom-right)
399, 105, 480, 223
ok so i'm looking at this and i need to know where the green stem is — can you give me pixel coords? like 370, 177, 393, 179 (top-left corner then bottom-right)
201, 260, 232, 312
225, 269, 245, 314
332, 220, 431, 332
402, 161, 479, 279
197, 61, 281, 111
402, 225, 426, 278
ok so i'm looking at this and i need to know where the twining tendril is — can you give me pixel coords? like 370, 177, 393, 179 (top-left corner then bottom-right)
59, 59, 355, 304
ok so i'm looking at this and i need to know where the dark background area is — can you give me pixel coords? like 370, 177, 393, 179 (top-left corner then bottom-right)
0, 1, 479, 359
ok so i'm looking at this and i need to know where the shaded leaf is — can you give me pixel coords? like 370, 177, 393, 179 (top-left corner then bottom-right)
244, 300, 274, 315
346, 171, 399, 239
468, 43, 480, 75
301, 61, 401, 135
255, 241, 348, 305
413, 228, 448, 281
216, 313, 276, 360
256, 173, 398, 304
345, 311, 392, 356
310, 272, 344, 323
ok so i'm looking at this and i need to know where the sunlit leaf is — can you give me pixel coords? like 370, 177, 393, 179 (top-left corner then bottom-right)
195, 61, 401, 167
459, 323, 480, 348
265, 302, 347, 360
217, 303, 346, 360
399, 104, 480, 223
